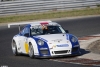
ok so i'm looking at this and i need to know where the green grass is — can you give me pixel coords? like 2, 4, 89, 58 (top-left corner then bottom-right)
0, 7, 100, 23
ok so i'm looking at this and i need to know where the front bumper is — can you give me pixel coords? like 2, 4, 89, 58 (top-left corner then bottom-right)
34, 54, 72, 58
35, 47, 81, 58
34, 52, 81, 58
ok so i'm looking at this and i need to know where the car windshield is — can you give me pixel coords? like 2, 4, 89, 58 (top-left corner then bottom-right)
31, 25, 66, 36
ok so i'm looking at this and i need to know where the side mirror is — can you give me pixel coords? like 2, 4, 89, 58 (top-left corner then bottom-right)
65, 30, 69, 33
24, 33, 29, 37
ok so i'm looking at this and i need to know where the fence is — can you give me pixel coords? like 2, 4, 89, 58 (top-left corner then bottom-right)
0, 0, 100, 16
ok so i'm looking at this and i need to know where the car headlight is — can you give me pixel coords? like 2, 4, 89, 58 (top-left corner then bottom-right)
71, 36, 78, 43
38, 40, 44, 46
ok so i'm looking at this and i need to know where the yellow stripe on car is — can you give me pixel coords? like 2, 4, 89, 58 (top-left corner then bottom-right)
24, 42, 29, 54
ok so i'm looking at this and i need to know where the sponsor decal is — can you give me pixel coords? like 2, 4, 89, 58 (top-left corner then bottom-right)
52, 44, 69, 48
52, 45, 56, 48
56, 44, 69, 47
52, 39, 62, 42
24, 42, 29, 54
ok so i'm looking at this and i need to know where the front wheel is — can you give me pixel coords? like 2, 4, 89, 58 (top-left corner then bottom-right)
12, 40, 19, 56
29, 43, 34, 58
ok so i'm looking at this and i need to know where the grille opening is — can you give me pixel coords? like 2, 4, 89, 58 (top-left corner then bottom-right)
72, 47, 79, 52
40, 50, 49, 55
54, 50, 70, 54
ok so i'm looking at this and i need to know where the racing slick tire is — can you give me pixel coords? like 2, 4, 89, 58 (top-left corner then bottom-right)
11, 40, 19, 56
29, 43, 34, 59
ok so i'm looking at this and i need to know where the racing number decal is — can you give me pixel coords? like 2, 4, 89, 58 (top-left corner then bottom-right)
24, 42, 29, 54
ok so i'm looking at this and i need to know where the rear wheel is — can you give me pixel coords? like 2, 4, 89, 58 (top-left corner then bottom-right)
12, 40, 19, 56
29, 43, 34, 58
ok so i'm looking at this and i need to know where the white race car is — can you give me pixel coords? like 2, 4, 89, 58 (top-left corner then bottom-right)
8, 20, 81, 58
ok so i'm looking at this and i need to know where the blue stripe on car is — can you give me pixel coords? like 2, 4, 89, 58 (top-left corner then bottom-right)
66, 34, 79, 47
66, 34, 80, 54
33, 36, 48, 42
32, 36, 50, 57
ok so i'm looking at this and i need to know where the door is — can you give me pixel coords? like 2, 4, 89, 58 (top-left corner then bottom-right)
19, 26, 30, 54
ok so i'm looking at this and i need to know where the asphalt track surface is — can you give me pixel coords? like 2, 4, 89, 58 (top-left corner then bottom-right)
0, 16, 100, 67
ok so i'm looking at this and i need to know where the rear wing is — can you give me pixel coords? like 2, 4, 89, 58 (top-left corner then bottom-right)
8, 22, 32, 28
8, 20, 52, 32
8, 21, 35, 32
8, 20, 52, 28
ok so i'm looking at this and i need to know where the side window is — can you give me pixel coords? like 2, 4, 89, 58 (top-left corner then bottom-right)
24, 27, 29, 34
20, 27, 30, 36
31, 28, 36, 35
31, 28, 43, 35
20, 28, 25, 35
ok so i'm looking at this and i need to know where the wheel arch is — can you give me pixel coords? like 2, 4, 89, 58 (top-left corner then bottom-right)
11, 38, 20, 56
28, 38, 39, 55
12, 36, 20, 53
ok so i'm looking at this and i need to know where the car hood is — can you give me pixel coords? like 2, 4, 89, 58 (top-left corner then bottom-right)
33, 34, 67, 42
33, 34, 72, 48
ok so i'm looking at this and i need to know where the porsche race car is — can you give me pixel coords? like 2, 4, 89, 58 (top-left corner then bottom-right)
8, 20, 81, 58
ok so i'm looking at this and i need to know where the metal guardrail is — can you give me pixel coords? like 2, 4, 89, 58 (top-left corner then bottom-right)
0, 0, 100, 16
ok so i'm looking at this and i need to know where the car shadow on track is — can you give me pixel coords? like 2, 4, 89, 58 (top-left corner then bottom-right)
80, 48, 90, 56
